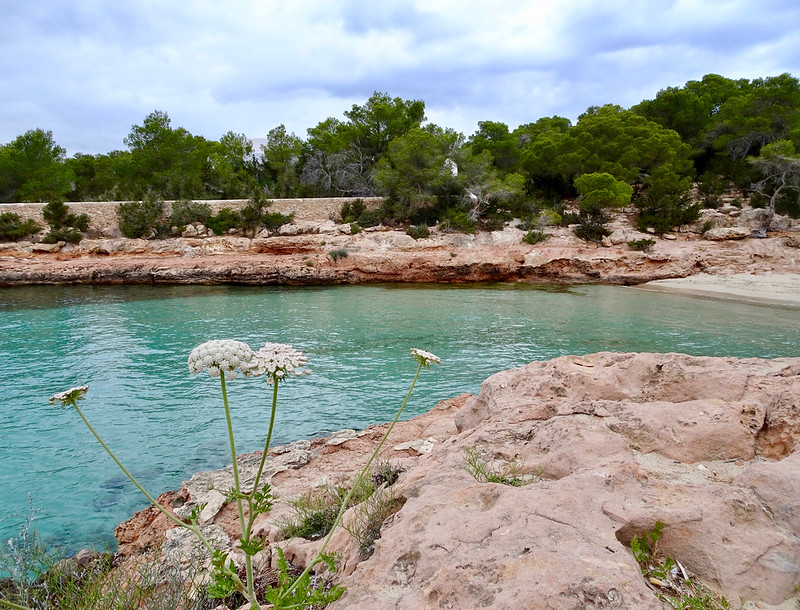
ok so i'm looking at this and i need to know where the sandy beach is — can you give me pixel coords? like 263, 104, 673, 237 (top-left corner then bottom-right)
636, 273, 800, 308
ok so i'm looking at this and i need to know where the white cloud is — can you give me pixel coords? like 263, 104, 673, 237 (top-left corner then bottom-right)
1, 0, 798, 154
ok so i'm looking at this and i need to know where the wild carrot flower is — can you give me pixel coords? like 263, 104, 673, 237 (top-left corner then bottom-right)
411, 348, 441, 366
250, 342, 309, 383
49, 385, 89, 406
187, 340, 256, 380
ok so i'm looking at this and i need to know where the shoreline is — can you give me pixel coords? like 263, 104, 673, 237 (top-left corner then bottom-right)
2, 224, 799, 288
635, 273, 800, 308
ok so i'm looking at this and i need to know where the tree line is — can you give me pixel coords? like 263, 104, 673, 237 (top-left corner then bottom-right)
1, 74, 799, 239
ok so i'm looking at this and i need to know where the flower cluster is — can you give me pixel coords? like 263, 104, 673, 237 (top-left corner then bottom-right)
49, 385, 89, 406
250, 342, 309, 384
411, 348, 441, 366
187, 340, 255, 380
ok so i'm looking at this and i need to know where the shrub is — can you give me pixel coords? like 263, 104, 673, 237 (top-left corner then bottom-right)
559, 210, 581, 226
41, 227, 84, 244
357, 208, 384, 227
341, 198, 383, 227
207, 207, 240, 235
439, 209, 476, 234
627, 238, 656, 252
701, 220, 714, 234
340, 199, 366, 223
118, 198, 165, 239
168, 199, 212, 232
43, 200, 89, 233
41, 200, 90, 243
328, 248, 348, 262
537, 209, 563, 227
350, 222, 362, 235
0, 212, 41, 242
342, 488, 405, 560
522, 230, 547, 245
574, 221, 611, 242
406, 224, 430, 239
262, 211, 294, 232
629, 522, 730, 609
207, 197, 292, 237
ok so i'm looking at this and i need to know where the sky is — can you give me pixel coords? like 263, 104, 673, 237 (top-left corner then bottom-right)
2, 0, 800, 156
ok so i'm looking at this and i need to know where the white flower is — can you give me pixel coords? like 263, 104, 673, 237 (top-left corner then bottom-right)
411, 348, 441, 366
250, 342, 309, 384
188, 340, 256, 379
50, 385, 89, 406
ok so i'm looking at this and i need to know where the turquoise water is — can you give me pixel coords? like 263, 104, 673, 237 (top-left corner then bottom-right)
0, 283, 798, 553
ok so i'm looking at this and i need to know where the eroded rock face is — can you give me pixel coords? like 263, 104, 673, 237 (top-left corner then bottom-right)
2, 218, 799, 287
114, 353, 800, 608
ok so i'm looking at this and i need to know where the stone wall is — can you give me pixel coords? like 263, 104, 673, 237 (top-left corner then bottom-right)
0, 197, 383, 238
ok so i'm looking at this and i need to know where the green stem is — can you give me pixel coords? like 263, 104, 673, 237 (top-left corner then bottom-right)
249, 377, 280, 497
219, 374, 255, 602
71, 402, 187, 531
67, 397, 259, 608
280, 361, 425, 601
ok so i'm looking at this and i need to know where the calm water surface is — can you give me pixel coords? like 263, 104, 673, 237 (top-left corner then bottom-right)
0, 283, 798, 552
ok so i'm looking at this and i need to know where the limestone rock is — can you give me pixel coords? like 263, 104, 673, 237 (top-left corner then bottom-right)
31, 241, 64, 253
112, 353, 800, 608
703, 227, 751, 241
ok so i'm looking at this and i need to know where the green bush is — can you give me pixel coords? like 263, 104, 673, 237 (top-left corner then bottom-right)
41, 200, 90, 243
261, 211, 294, 231
439, 209, 476, 234
168, 199, 212, 232
329, 248, 348, 262
627, 238, 656, 252
41, 227, 84, 244
207, 207, 240, 235
574, 221, 611, 243
340, 199, 366, 223
43, 200, 89, 233
559, 211, 581, 226
406, 224, 430, 239
341, 198, 383, 227
117, 198, 165, 239
0, 212, 41, 242
522, 230, 547, 245
281, 479, 376, 542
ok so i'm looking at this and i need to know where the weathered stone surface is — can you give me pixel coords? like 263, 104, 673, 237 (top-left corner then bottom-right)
2, 216, 800, 286
113, 354, 800, 608
703, 227, 752, 240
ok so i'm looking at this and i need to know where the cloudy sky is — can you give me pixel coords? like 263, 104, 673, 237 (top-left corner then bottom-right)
2, 0, 799, 156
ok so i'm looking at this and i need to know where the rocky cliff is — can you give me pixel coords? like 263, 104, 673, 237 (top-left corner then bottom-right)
115, 352, 800, 609
1, 217, 799, 287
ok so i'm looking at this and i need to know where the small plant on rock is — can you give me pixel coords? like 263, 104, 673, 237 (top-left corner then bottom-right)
406, 224, 430, 239
522, 230, 547, 245
627, 238, 655, 252
343, 486, 406, 560
464, 447, 541, 487
630, 522, 730, 609
280, 477, 375, 542
328, 248, 348, 262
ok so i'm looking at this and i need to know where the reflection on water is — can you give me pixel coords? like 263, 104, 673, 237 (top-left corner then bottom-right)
0, 283, 798, 552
